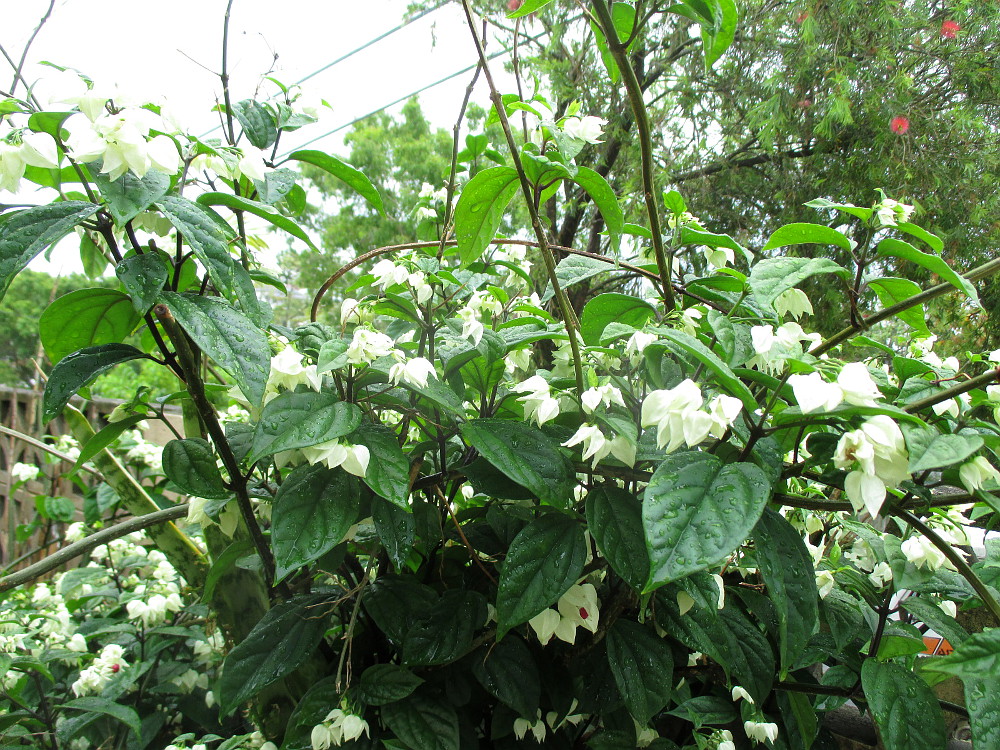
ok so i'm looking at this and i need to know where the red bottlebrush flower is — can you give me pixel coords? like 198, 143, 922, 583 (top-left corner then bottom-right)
507, 0, 523, 10
940, 20, 961, 39
890, 116, 910, 134
797, 99, 813, 109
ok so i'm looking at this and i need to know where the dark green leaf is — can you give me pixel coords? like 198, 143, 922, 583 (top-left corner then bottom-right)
900, 597, 968, 647
644, 451, 770, 591
233, 99, 277, 149
495, 513, 587, 638
454, 166, 520, 267
217, 595, 331, 716
581, 293, 655, 346
753, 509, 820, 675
57, 697, 141, 740
963, 677, 1000, 750
162, 438, 229, 499
357, 664, 423, 706
158, 292, 270, 407
94, 168, 170, 225
748, 256, 850, 310
39, 288, 141, 364
0, 201, 99, 301
461, 419, 575, 507
903, 425, 983, 473
861, 660, 947, 750
248, 391, 362, 465
382, 692, 459, 750
586, 486, 649, 590
364, 575, 438, 646
472, 635, 540, 718
116, 253, 168, 313
606, 620, 674, 724
42, 344, 150, 422
574, 167, 623, 254
667, 696, 737, 726
350, 422, 410, 508
926, 628, 1000, 679
197, 192, 318, 251
372, 495, 415, 572
288, 150, 384, 215
877, 237, 978, 304
403, 590, 486, 666
271, 464, 361, 582
654, 329, 757, 411
761, 223, 853, 253
541, 254, 611, 303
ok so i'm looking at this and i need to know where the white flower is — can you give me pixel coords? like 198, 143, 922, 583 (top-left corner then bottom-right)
65, 109, 178, 180
874, 197, 914, 227
869, 562, 893, 586
71, 644, 127, 696
10, 462, 41, 483
626, 331, 657, 361
788, 372, 843, 413
640, 379, 705, 452
815, 570, 836, 598
66, 633, 88, 652
407, 271, 433, 303
505, 348, 532, 373
268, 346, 322, 392
562, 423, 611, 467
939, 600, 958, 618
345, 328, 399, 365
715, 730, 736, 750
513, 376, 561, 427
370, 259, 410, 291
302, 441, 370, 477
580, 384, 626, 414
773, 288, 814, 320
607, 434, 637, 467
744, 720, 779, 744
528, 584, 599, 646
707, 395, 743, 438
959, 456, 1000, 493
837, 363, 881, 407
389, 357, 437, 389
901, 535, 953, 571
834, 416, 909, 518
703, 246, 735, 269
513, 712, 547, 743
236, 148, 268, 181
561, 115, 606, 144
458, 306, 484, 345
731, 686, 754, 704
931, 398, 959, 418
416, 205, 437, 221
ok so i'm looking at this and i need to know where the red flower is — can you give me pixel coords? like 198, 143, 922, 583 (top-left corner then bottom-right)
795, 11, 810, 24
890, 116, 910, 134
507, 0, 522, 10
940, 20, 961, 39
797, 99, 813, 109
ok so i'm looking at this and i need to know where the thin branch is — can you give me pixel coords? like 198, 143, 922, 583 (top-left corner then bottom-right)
903, 367, 1000, 414
0, 424, 102, 478
9, 0, 55, 97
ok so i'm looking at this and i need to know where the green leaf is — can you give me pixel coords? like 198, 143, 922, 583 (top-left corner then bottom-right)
57, 697, 141, 740
748, 256, 850, 310
581, 293, 655, 346
162, 438, 229, 499
868, 277, 929, 334
761, 223, 854, 253
0, 201, 99, 301
233, 99, 277, 149
877, 237, 978, 305
926, 628, 1000, 679
364, 575, 438, 646
508, 0, 555, 18
373, 495, 415, 572
541, 254, 612, 303
403, 590, 486, 666
42, 344, 150, 422
752, 509, 820, 675
700, 0, 738, 71
902, 425, 983, 473
288, 149, 384, 215
653, 329, 757, 411
573, 167, 623, 254
39, 288, 141, 364
197, 192, 318, 251
668, 696, 738, 726
271, 464, 361, 582
586, 486, 649, 591
900, 597, 968, 648
93, 168, 170, 225
896, 221, 944, 253
461, 419, 575, 507
357, 664, 423, 706
71, 414, 148, 473
217, 595, 331, 716
116, 253, 168, 313
454, 166, 520, 267
158, 292, 270, 407
861, 661, 947, 750
495, 513, 587, 638
472, 635, 540, 718
679, 226, 750, 264
350, 422, 411, 508
382, 692, 459, 750
606, 620, 674, 724
643, 451, 770, 591
201, 539, 254, 603
248, 391, 361, 465
963, 677, 1000, 750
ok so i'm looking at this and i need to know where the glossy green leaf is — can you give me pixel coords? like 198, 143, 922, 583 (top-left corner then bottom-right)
644, 451, 770, 591
495, 513, 587, 638
868, 277, 929, 334
71, 414, 148, 473
364, 575, 438, 646
653, 329, 757, 411
748, 256, 850, 310
350, 422, 411, 508
372, 495, 416, 572
454, 166, 520, 267
926, 628, 1000, 679
472, 635, 540, 718
903, 425, 983, 473
753, 509, 819, 675
877, 237, 978, 304
197, 192, 318, 251
761, 223, 854, 252
93, 168, 170, 225
461, 419, 575, 507
896, 221, 944, 253
580, 293, 655, 345
586, 486, 649, 591
700, 0, 738, 70
233, 99, 277, 149
606, 620, 674, 724
900, 597, 968, 648
963, 677, 1000, 750
248, 392, 362, 465
162, 438, 229, 499
574, 167, 623, 254
57, 697, 141, 740
357, 664, 423, 706
861, 660, 947, 750
382, 692, 459, 750
288, 149, 384, 215
158, 291, 270, 407
668, 696, 738, 726
403, 590, 486, 666
0, 201, 99, 301
42, 344, 150, 422
217, 595, 331, 716
508, 0, 556, 18
39, 288, 141, 364
541, 254, 611, 303
271, 464, 361, 582
116, 253, 168, 313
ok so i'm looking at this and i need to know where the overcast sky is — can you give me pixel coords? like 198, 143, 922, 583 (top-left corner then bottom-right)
4, 0, 517, 273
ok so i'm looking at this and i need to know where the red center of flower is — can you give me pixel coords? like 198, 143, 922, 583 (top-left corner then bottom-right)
890, 116, 910, 135
940, 20, 960, 39
579, 607, 589, 620
110, 663, 120, 673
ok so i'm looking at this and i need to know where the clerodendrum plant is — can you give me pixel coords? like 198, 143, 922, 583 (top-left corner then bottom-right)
2, 1, 1000, 749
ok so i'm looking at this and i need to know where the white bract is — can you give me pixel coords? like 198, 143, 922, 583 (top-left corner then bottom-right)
834, 415, 909, 517
66, 108, 179, 180
345, 328, 399, 365
389, 357, 437, 389
580, 384, 626, 414
527, 583, 600, 646
744, 721, 780, 744
959, 456, 1000, 492
301, 441, 370, 477
513, 375, 561, 427
268, 346, 322, 392
773, 288, 814, 319
562, 423, 611, 467
561, 115, 607, 144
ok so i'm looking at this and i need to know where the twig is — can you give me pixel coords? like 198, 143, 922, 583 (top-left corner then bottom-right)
903, 367, 1000, 414
0, 506, 187, 592
0, 424, 102, 478
9, 0, 55, 97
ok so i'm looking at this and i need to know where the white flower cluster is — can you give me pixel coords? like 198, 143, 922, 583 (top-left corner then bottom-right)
10, 462, 41, 484
641, 379, 743, 453
788, 362, 883, 413
457, 290, 504, 345
748, 323, 821, 375
528, 583, 599, 646
873, 197, 915, 228
71, 644, 128, 696
833, 415, 910, 518
0, 128, 59, 193
311, 708, 370, 749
